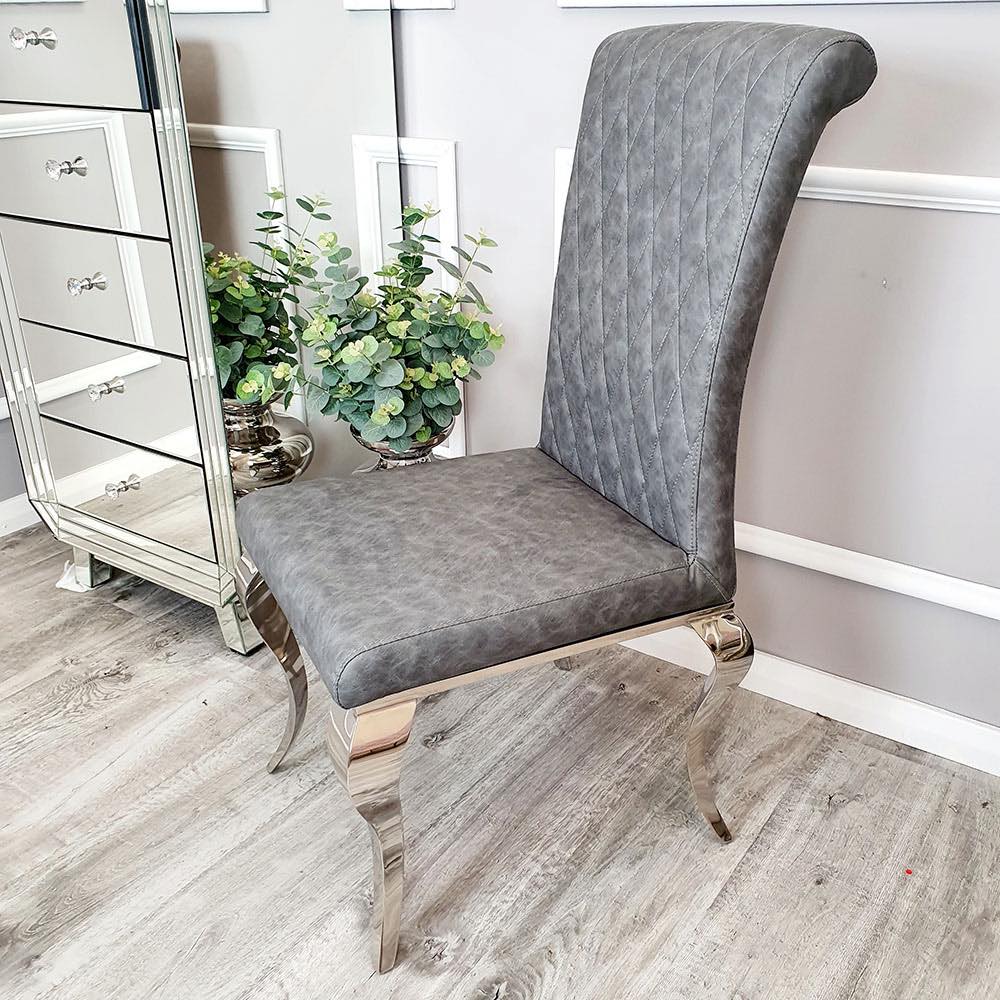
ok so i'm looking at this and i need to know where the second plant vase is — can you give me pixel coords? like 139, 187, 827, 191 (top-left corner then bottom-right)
224, 399, 314, 495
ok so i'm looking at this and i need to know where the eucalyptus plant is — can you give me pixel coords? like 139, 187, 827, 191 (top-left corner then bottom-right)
299, 204, 504, 454
205, 190, 333, 406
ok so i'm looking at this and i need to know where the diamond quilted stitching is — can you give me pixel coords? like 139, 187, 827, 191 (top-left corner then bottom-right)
540, 22, 859, 563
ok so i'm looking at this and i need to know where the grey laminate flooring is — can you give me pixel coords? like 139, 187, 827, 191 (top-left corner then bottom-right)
1, 526, 998, 1000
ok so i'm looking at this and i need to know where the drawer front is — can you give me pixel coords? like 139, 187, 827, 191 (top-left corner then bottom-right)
0, 0, 144, 110
22, 323, 199, 462
41, 417, 216, 563
0, 218, 185, 356
0, 108, 166, 236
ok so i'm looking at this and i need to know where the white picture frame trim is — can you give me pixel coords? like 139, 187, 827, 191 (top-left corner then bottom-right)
352, 134, 466, 458
169, 1, 268, 13
186, 123, 307, 422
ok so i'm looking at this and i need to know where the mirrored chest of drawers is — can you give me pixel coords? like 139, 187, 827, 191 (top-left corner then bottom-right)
0, 0, 260, 652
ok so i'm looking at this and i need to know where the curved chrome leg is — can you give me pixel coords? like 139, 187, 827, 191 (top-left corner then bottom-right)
327, 701, 416, 975
686, 609, 754, 842
235, 553, 308, 773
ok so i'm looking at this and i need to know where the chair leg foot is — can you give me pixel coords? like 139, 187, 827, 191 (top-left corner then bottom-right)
327, 701, 416, 975
686, 609, 754, 842
235, 554, 308, 773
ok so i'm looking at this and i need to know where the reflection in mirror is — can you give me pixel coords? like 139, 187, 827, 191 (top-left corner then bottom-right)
0, 1, 399, 650
174, 5, 402, 478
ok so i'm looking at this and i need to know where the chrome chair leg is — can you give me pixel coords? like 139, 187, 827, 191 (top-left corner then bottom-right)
686, 610, 754, 842
327, 701, 416, 974
235, 553, 308, 773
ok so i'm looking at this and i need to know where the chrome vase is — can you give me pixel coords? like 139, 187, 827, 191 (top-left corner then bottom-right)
223, 400, 314, 495
351, 422, 453, 471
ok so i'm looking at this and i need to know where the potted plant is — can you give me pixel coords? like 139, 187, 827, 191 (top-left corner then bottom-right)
204, 190, 324, 493
297, 204, 505, 467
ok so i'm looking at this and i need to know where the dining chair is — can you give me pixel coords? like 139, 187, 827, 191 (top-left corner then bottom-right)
234, 21, 876, 973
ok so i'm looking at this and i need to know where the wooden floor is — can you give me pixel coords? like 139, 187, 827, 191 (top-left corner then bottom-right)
1, 526, 998, 1000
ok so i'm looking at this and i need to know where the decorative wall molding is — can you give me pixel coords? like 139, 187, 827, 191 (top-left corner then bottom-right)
558, 0, 970, 7
170, 1, 268, 12
344, 1, 454, 10
736, 522, 1000, 623
623, 631, 1000, 778
187, 123, 285, 199
352, 134, 466, 458
554, 147, 1000, 621
799, 166, 1000, 214
187, 123, 306, 422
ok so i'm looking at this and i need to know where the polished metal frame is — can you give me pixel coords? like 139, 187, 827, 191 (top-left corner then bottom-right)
0, 1, 260, 651
236, 552, 754, 973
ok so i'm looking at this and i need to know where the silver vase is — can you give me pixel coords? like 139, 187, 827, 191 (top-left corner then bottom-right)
223, 399, 314, 495
351, 422, 453, 471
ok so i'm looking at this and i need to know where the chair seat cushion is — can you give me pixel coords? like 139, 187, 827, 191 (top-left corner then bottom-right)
236, 447, 725, 709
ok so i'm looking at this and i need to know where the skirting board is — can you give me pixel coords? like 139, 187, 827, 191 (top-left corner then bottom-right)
624, 631, 1000, 778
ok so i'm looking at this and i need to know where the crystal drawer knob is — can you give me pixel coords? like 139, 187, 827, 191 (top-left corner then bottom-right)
105, 474, 141, 499
88, 376, 125, 402
67, 272, 108, 296
46, 156, 87, 180
10, 27, 58, 51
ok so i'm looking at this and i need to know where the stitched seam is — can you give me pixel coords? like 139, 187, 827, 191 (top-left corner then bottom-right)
689, 36, 870, 575
693, 555, 729, 602
334, 562, 693, 704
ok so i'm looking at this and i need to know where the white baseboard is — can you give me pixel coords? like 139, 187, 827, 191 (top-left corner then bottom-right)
0, 492, 39, 536
625, 631, 1000, 778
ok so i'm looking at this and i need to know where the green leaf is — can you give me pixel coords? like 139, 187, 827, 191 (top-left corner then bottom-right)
436, 384, 461, 406
374, 359, 405, 387
371, 341, 393, 364
239, 314, 265, 337
472, 349, 496, 367
439, 259, 463, 282
384, 415, 407, 438
345, 360, 373, 382
350, 310, 378, 333
428, 405, 454, 428
359, 419, 387, 443
214, 345, 232, 389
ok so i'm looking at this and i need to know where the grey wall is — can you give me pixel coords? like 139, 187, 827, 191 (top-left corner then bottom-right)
394, 1, 1000, 726
173, 4, 399, 478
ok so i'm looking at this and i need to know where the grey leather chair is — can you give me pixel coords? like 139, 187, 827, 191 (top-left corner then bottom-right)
235, 22, 876, 973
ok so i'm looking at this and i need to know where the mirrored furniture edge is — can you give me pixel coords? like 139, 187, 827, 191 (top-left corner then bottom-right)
0, 0, 260, 652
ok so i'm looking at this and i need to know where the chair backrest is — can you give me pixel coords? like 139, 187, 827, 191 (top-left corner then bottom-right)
539, 22, 876, 598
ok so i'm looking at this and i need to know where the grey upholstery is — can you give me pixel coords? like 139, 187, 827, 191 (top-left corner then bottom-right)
540, 22, 876, 597
237, 22, 876, 709
237, 449, 723, 708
